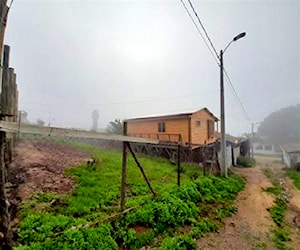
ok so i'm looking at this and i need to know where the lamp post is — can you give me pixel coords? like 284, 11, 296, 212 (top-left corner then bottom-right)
220, 32, 246, 177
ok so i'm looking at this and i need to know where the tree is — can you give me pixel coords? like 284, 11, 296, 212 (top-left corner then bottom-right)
37, 118, 45, 126
257, 104, 300, 146
106, 119, 123, 135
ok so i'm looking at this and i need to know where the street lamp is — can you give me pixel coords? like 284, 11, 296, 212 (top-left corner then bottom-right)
220, 32, 246, 177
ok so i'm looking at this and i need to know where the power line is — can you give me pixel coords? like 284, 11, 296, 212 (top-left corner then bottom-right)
223, 69, 251, 121
179, 0, 219, 65
8, 0, 14, 9
187, 0, 219, 60
180, 0, 251, 122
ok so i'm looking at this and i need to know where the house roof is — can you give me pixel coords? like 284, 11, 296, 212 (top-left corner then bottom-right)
214, 132, 241, 144
281, 144, 300, 153
124, 108, 219, 122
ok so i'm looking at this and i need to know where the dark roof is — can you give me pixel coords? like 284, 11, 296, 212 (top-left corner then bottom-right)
215, 132, 241, 144
124, 108, 219, 122
281, 144, 300, 153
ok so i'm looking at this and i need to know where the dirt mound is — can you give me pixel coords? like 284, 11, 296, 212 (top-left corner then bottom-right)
10, 140, 90, 200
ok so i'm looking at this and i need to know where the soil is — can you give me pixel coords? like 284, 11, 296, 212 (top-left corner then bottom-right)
5, 141, 300, 249
8, 140, 90, 201
198, 155, 300, 250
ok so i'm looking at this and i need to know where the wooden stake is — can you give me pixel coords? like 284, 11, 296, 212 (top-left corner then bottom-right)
120, 122, 127, 211
177, 144, 181, 186
126, 142, 156, 197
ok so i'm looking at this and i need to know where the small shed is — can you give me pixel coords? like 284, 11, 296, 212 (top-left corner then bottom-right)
215, 132, 241, 166
281, 144, 300, 170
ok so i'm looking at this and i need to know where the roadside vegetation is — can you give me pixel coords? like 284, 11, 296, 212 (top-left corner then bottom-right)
286, 170, 300, 190
236, 156, 256, 168
14, 141, 245, 249
262, 168, 290, 249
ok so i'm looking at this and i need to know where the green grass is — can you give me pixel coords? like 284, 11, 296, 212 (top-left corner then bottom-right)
263, 168, 291, 249
272, 229, 291, 250
287, 170, 300, 190
15, 140, 245, 250
262, 186, 282, 196
236, 156, 256, 168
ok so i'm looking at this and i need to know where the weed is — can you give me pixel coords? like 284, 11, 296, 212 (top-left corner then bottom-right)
268, 198, 287, 227
236, 156, 256, 167
286, 170, 300, 190
262, 186, 282, 196
272, 229, 290, 250
16, 141, 245, 249
159, 234, 197, 250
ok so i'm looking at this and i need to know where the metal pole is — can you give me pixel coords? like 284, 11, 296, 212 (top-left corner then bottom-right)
251, 123, 254, 158
220, 50, 227, 177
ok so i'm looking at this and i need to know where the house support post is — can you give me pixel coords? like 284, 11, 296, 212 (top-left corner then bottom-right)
177, 144, 181, 186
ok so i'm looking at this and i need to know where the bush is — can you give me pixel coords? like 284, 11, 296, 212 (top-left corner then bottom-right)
236, 156, 256, 167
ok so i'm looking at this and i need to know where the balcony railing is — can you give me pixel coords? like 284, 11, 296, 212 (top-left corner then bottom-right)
128, 133, 182, 143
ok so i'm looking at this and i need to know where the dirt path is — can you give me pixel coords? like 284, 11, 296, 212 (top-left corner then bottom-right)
198, 156, 300, 250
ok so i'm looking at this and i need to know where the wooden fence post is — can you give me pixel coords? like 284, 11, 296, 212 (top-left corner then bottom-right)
177, 144, 181, 187
120, 122, 128, 211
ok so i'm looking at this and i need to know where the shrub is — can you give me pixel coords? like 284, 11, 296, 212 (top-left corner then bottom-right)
236, 156, 256, 167
159, 234, 197, 250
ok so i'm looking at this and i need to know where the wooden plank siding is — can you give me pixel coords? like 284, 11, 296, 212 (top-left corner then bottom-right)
190, 109, 217, 145
126, 108, 219, 146
127, 117, 189, 144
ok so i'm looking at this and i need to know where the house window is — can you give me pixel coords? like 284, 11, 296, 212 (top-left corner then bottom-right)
207, 120, 214, 138
158, 122, 166, 132
196, 120, 201, 127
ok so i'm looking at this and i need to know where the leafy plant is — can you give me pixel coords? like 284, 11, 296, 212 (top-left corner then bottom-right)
262, 186, 282, 195
287, 170, 300, 190
236, 156, 256, 167
159, 234, 197, 250
272, 229, 290, 250
15, 141, 245, 249
268, 197, 287, 227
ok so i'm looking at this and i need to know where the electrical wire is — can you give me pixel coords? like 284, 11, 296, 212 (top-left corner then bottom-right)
179, 0, 219, 65
223, 69, 251, 121
180, 0, 251, 122
187, 0, 219, 60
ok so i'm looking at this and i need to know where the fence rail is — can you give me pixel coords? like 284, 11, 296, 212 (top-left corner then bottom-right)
0, 121, 159, 144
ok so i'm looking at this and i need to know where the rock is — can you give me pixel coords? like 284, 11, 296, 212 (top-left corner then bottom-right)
293, 215, 300, 228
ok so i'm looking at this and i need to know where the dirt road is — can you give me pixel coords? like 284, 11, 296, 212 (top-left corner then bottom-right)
198, 156, 300, 250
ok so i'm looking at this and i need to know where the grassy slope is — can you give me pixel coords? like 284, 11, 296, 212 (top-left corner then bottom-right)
15, 141, 244, 250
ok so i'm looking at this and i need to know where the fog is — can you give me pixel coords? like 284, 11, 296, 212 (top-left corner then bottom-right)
4, 0, 300, 135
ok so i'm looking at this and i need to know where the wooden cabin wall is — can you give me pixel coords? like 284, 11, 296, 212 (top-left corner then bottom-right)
190, 110, 217, 145
127, 117, 189, 144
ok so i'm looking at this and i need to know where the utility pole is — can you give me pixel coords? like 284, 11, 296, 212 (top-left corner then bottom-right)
219, 32, 246, 178
220, 49, 227, 177
251, 123, 254, 158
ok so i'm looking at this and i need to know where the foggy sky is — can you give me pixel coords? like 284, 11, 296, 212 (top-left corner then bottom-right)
4, 0, 300, 135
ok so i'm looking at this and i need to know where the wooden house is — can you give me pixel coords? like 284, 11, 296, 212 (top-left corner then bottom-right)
125, 108, 219, 147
